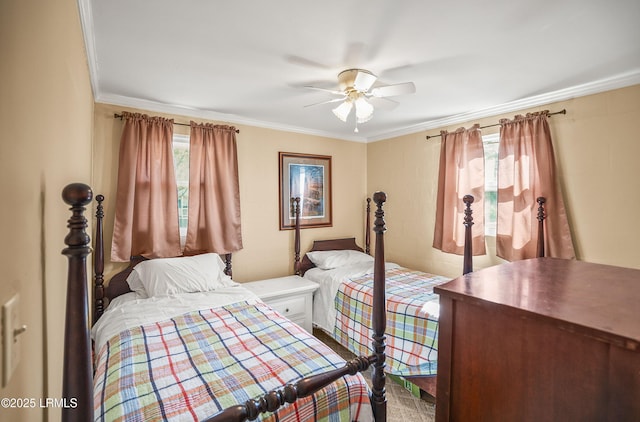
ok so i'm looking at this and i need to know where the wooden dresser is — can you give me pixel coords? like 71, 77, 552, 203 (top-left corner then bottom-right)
434, 258, 640, 422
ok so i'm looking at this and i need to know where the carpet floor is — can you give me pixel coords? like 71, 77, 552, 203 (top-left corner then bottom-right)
313, 329, 436, 422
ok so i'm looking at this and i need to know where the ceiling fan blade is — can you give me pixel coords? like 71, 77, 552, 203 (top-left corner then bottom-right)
304, 86, 345, 96
304, 97, 346, 108
286, 55, 332, 70
367, 96, 399, 110
353, 70, 377, 92
370, 82, 416, 98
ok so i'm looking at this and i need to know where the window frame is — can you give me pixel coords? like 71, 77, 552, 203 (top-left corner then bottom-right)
173, 134, 190, 243
482, 133, 500, 237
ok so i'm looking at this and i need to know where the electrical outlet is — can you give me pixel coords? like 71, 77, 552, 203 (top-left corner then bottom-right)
2, 293, 22, 387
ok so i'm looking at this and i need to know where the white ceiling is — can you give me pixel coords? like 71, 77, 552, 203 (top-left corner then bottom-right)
80, 0, 640, 142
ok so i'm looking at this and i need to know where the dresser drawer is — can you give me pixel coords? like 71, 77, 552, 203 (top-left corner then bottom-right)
267, 296, 306, 318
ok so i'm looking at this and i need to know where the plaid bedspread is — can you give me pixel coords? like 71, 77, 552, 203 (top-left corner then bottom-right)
334, 267, 449, 377
94, 300, 372, 421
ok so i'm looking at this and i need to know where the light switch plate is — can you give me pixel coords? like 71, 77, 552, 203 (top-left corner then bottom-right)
2, 293, 21, 387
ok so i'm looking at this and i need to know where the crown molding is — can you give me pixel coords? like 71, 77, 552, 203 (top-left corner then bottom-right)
79, 0, 639, 144
96, 93, 368, 143
366, 70, 640, 142
78, 0, 361, 141
97, 70, 639, 144
77, 0, 99, 98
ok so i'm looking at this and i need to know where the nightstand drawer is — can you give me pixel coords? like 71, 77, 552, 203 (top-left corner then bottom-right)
268, 296, 305, 318
243, 275, 319, 333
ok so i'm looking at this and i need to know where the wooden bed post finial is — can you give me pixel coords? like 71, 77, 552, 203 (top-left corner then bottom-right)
371, 191, 387, 422
462, 195, 474, 275
61, 183, 94, 422
62, 183, 93, 250
536, 197, 546, 258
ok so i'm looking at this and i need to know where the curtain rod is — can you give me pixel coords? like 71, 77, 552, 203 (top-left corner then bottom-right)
113, 113, 240, 133
425, 109, 566, 140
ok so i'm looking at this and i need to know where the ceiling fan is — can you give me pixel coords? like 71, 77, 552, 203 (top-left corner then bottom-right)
305, 68, 416, 132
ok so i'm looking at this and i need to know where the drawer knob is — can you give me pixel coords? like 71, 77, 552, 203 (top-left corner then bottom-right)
285, 308, 289, 313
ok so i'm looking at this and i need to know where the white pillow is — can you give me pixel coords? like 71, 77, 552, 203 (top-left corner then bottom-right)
306, 249, 373, 270
125, 253, 237, 297
125, 270, 146, 295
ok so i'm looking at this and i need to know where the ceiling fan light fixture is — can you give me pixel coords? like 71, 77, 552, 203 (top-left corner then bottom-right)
355, 96, 374, 123
306, 67, 415, 130
332, 100, 353, 122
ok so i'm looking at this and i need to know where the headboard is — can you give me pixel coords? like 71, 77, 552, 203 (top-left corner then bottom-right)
297, 238, 364, 276
92, 195, 233, 322
291, 193, 547, 278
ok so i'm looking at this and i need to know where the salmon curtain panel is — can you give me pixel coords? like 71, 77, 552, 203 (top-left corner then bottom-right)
434, 124, 486, 255
111, 112, 181, 262
497, 111, 575, 260
184, 122, 243, 255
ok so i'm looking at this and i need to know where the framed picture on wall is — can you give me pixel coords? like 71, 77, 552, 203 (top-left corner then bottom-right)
279, 152, 332, 230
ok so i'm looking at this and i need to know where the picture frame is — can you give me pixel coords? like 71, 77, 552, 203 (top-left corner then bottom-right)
279, 152, 332, 230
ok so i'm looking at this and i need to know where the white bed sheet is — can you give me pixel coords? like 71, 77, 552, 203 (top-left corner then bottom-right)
91, 285, 260, 350
305, 261, 399, 333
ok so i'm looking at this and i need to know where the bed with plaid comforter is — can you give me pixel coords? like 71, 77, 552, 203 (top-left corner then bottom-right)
93, 300, 372, 421
333, 267, 449, 377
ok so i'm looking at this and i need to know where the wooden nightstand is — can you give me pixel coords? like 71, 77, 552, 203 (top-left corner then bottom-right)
243, 275, 319, 333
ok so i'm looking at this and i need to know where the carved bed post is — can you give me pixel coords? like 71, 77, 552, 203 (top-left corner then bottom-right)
61, 183, 94, 422
365, 197, 371, 255
371, 191, 388, 422
221, 193, 386, 422
224, 253, 233, 277
94, 194, 105, 322
292, 197, 301, 275
536, 197, 546, 258
462, 195, 474, 275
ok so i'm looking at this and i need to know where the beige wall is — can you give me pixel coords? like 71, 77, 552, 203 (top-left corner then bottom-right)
368, 85, 640, 277
0, 0, 93, 421
2, 1, 637, 419
93, 103, 368, 283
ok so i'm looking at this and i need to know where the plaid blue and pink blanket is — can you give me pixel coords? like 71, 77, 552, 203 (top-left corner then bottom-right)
333, 267, 449, 377
93, 300, 372, 421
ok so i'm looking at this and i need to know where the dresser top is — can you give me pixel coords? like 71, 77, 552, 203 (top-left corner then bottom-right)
435, 258, 640, 347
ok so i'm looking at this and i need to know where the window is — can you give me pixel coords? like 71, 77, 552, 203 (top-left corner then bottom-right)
482, 133, 499, 236
173, 134, 190, 240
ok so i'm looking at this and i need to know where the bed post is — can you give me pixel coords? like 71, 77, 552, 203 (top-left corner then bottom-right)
292, 197, 301, 275
371, 191, 387, 422
365, 197, 371, 255
536, 197, 546, 258
224, 253, 233, 277
61, 183, 94, 422
94, 194, 105, 322
462, 195, 474, 275
210, 194, 389, 422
